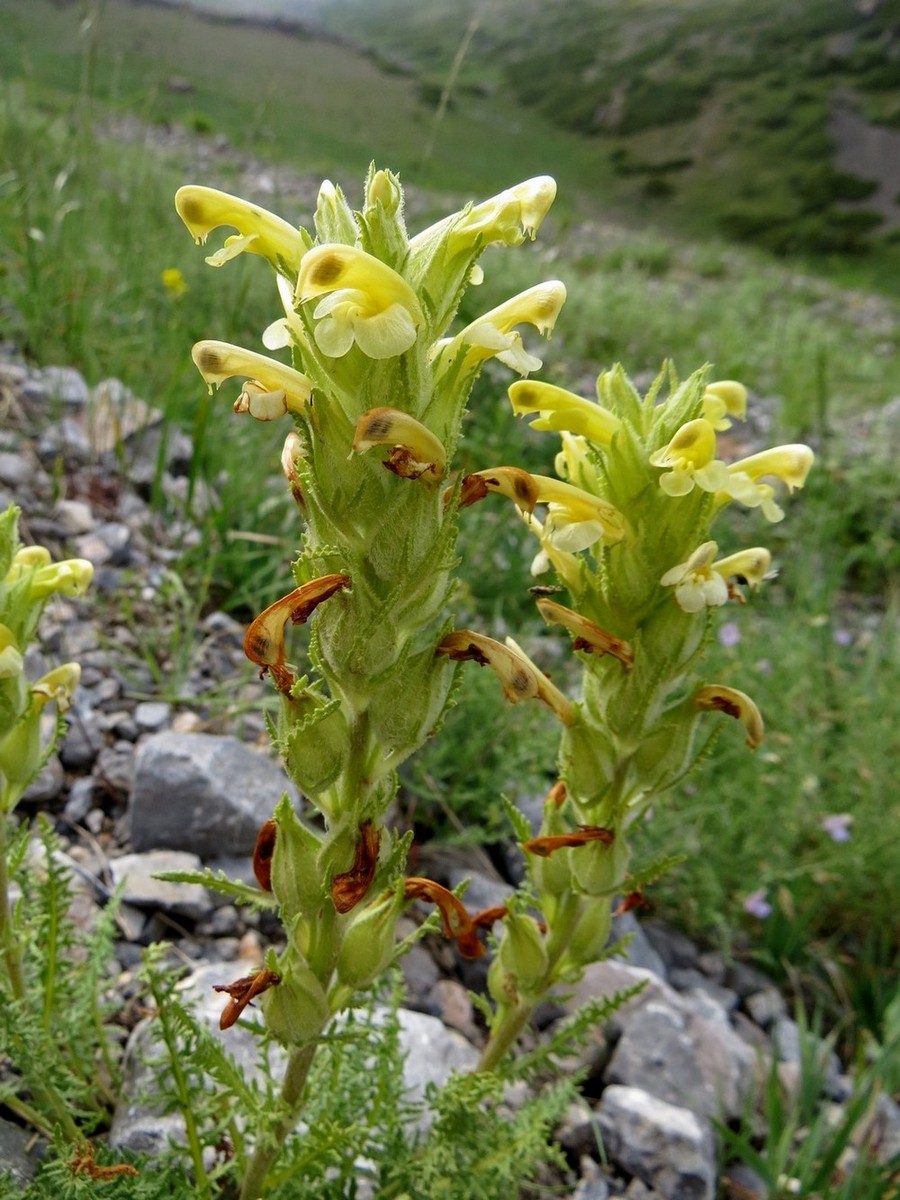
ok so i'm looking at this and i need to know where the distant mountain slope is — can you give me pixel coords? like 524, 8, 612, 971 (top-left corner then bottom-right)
312, 0, 900, 254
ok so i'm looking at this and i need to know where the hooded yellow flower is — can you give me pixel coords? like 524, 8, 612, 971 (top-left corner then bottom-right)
296, 245, 423, 360
175, 186, 306, 277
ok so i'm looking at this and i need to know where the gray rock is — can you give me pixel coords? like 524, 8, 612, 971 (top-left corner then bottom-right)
745, 986, 787, 1028
0, 451, 33, 488
642, 921, 699, 972
75, 521, 133, 567
109, 850, 211, 920
568, 959, 675, 1035
40, 365, 90, 406
0, 1115, 41, 1185
58, 709, 103, 770
133, 701, 172, 732
721, 1162, 767, 1198
611, 911, 668, 978
605, 996, 755, 1121
54, 498, 95, 535
95, 743, 136, 799
597, 1085, 717, 1200
129, 732, 299, 858
21, 753, 65, 804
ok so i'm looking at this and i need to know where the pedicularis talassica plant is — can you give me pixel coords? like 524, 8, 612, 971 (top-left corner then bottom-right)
174, 168, 813, 1196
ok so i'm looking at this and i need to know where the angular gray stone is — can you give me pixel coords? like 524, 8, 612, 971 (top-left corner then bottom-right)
597, 1084, 716, 1200
610, 911, 667, 978
109, 850, 211, 920
129, 731, 299, 858
605, 997, 755, 1121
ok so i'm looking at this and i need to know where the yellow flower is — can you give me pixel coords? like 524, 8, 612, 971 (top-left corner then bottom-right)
433, 282, 566, 377
5, 550, 93, 599
296, 244, 423, 359
649, 418, 731, 497
410, 175, 557, 255
459, 467, 624, 551
508, 380, 621, 445
722, 444, 815, 521
191, 341, 314, 420
161, 267, 188, 298
701, 380, 747, 431
662, 543, 773, 612
175, 185, 306, 277
660, 542, 729, 612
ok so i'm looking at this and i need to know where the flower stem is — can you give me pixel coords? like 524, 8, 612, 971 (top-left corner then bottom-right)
238, 1041, 318, 1200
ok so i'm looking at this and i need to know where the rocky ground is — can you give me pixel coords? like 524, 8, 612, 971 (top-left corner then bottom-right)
0, 346, 898, 1198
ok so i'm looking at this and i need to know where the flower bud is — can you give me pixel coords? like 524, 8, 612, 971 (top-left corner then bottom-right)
260, 952, 329, 1046
497, 911, 549, 996
569, 833, 631, 897
564, 897, 613, 968
269, 794, 326, 919
280, 687, 349, 797
335, 888, 404, 991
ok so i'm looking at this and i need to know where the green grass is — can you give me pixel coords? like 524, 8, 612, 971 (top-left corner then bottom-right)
1, 0, 898, 1050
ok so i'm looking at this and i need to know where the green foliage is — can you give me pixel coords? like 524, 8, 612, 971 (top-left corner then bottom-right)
0, 818, 123, 1134
718, 1008, 900, 1199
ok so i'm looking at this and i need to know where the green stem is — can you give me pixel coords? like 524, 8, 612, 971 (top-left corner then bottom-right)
476, 1003, 533, 1074
476, 892, 583, 1074
238, 1041, 318, 1200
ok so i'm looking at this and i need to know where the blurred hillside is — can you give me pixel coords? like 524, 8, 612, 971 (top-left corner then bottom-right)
310, 0, 900, 256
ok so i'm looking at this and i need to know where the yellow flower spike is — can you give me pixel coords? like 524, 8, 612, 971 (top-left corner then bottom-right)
296, 244, 423, 360
244, 575, 352, 695
535, 598, 634, 670
191, 341, 314, 418
436, 629, 576, 725
660, 541, 730, 613
701, 380, 747, 431
509, 380, 621, 445
433, 281, 567, 376
695, 684, 764, 749
32, 663, 81, 714
175, 185, 306, 276
352, 407, 447, 483
0, 625, 23, 678
649, 418, 731, 497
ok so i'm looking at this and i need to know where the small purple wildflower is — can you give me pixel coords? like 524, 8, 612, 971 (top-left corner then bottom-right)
718, 621, 741, 647
743, 888, 772, 919
821, 813, 853, 843
833, 628, 853, 647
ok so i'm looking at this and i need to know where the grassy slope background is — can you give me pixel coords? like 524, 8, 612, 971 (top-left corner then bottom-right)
1, 0, 898, 1042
